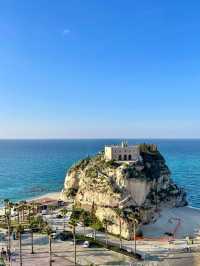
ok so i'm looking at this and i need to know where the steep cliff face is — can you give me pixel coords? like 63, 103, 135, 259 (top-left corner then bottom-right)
62, 145, 187, 239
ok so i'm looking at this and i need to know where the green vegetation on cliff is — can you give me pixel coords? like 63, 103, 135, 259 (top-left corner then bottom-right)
63, 144, 187, 239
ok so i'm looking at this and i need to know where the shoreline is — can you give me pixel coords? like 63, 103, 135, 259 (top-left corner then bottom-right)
0, 191, 63, 215
26, 191, 63, 202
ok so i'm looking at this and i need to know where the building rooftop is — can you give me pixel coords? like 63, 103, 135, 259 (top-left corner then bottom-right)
105, 141, 139, 148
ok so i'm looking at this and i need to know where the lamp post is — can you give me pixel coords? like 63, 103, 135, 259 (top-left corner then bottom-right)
127, 214, 138, 255
133, 218, 138, 255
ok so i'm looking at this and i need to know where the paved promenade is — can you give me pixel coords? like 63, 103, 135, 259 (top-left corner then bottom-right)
1, 234, 135, 266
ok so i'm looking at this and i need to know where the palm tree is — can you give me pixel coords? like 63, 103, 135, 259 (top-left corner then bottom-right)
89, 202, 100, 241
5, 211, 11, 251
80, 211, 89, 237
102, 218, 113, 248
30, 202, 37, 215
114, 208, 123, 249
17, 204, 24, 223
19, 201, 27, 222
14, 203, 20, 224
27, 204, 33, 224
27, 215, 45, 255
69, 218, 78, 266
36, 215, 44, 229
44, 225, 53, 266
3, 199, 9, 215
16, 224, 24, 266
28, 219, 36, 254
90, 216, 103, 241
5, 200, 13, 250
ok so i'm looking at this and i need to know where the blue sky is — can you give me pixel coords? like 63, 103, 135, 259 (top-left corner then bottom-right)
0, 0, 200, 138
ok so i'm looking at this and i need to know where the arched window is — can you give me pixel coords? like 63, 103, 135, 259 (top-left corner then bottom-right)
128, 154, 132, 160
118, 155, 122, 160
124, 154, 127, 160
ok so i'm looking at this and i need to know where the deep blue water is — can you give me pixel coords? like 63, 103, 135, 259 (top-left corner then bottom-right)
0, 139, 200, 207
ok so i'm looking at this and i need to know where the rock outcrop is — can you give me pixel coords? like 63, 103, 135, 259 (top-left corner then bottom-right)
62, 144, 187, 239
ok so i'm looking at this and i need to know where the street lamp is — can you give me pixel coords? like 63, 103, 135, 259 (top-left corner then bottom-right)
133, 218, 138, 255
127, 213, 138, 255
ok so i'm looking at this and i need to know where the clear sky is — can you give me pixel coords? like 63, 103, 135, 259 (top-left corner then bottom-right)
0, 0, 200, 139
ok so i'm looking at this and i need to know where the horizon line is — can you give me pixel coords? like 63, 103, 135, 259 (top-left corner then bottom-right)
0, 137, 200, 140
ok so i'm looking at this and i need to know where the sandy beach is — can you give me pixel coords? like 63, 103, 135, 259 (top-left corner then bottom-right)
0, 191, 63, 215
28, 191, 63, 201
142, 206, 200, 239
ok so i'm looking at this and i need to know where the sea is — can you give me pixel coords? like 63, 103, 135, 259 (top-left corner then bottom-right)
0, 139, 200, 208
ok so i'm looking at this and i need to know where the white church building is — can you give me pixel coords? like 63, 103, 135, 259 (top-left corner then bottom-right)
104, 141, 140, 162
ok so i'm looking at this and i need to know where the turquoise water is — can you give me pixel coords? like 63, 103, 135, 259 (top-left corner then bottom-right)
0, 139, 200, 207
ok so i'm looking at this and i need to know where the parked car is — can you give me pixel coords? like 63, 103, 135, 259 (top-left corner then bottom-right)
51, 232, 59, 239
56, 231, 73, 241
82, 241, 90, 248
86, 233, 93, 238
56, 214, 63, 219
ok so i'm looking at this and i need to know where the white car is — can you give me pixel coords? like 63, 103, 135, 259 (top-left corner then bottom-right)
86, 233, 93, 238
51, 233, 57, 239
82, 241, 90, 248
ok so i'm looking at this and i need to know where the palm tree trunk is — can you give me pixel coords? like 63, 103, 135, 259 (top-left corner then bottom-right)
28, 209, 31, 224
93, 229, 96, 241
49, 236, 52, 266
73, 226, 76, 266
20, 210, 22, 223
105, 223, 108, 248
19, 232, 22, 266
6, 215, 11, 250
119, 218, 122, 249
22, 207, 25, 222
31, 230, 34, 254
83, 225, 86, 236
133, 222, 136, 254
8, 223, 11, 250
63, 217, 65, 231
17, 211, 20, 224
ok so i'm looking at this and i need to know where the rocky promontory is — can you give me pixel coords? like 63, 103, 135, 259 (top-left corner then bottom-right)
62, 144, 187, 239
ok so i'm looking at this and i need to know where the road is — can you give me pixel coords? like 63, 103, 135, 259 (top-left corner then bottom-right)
0, 230, 136, 265
43, 213, 200, 266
